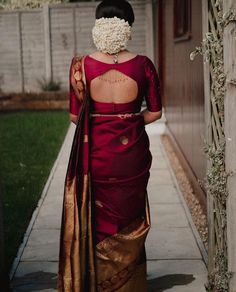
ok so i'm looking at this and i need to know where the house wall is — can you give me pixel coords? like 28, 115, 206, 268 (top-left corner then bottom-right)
155, 0, 206, 182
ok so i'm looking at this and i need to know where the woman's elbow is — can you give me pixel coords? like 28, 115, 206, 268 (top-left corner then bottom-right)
157, 110, 162, 119
70, 114, 78, 124
151, 110, 162, 121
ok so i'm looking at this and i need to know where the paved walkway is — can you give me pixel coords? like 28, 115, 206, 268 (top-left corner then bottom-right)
11, 118, 207, 292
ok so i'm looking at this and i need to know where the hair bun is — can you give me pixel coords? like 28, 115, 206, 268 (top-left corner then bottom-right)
95, 0, 135, 26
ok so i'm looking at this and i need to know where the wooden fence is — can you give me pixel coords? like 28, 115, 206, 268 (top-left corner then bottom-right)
202, 0, 232, 290
0, 0, 154, 93
203, 0, 225, 274
224, 0, 236, 290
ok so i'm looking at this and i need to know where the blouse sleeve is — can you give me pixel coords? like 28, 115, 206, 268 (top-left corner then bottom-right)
69, 57, 81, 115
144, 56, 162, 112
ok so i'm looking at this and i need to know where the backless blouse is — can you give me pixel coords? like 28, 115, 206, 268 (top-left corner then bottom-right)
69, 54, 162, 115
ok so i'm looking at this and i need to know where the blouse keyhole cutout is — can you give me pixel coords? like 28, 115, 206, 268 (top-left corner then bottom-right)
90, 69, 138, 104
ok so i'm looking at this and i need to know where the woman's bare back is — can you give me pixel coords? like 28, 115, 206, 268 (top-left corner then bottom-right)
86, 51, 139, 104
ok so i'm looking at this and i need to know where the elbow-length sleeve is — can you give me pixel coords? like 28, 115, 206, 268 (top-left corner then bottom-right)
69, 57, 81, 115
144, 57, 162, 112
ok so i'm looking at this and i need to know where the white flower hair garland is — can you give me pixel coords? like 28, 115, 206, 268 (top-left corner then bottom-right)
92, 17, 132, 54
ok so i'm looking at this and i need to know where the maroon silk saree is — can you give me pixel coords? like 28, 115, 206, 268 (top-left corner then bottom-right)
57, 56, 153, 292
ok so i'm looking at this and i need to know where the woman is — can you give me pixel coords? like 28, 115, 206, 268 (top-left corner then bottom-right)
57, 0, 162, 291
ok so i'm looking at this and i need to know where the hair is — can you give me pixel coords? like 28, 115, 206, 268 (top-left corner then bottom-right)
95, 0, 135, 26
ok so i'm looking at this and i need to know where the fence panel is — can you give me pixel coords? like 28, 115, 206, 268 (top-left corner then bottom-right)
21, 11, 45, 91
0, 1, 152, 93
0, 12, 22, 92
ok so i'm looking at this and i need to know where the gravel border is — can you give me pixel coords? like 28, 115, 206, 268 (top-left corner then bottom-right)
161, 134, 208, 263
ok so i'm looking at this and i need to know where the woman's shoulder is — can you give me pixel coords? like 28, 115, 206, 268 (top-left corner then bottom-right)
136, 54, 155, 66
137, 54, 157, 72
138, 54, 154, 63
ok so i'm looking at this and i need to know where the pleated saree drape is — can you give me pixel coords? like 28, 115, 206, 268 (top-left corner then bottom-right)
57, 56, 97, 291
57, 56, 151, 292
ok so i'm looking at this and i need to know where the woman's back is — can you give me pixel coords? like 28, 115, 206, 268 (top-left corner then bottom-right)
84, 51, 162, 114
85, 51, 140, 104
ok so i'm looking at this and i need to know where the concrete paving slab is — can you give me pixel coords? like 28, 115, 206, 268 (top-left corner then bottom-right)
146, 121, 166, 135
149, 203, 189, 228
147, 185, 180, 204
150, 141, 162, 150
48, 174, 65, 188
146, 227, 202, 260
42, 178, 64, 200
149, 169, 174, 185
150, 141, 164, 149
33, 203, 62, 230
147, 259, 207, 292
21, 230, 60, 262
150, 156, 169, 169
39, 190, 64, 206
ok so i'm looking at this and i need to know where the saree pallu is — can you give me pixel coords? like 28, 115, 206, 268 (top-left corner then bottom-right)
57, 97, 152, 291
57, 95, 97, 292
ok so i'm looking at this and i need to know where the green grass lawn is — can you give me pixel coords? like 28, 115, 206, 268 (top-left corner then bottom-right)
0, 111, 70, 270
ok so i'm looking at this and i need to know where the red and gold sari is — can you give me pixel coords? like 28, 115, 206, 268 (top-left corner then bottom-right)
57, 54, 162, 291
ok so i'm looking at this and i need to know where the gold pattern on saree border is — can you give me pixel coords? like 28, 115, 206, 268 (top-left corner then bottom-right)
78, 91, 84, 100
74, 71, 82, 81
97, 260, 137, 292
96, 238, 119, 257
95, 197, 150, 291
96, 218, 149, 259
96, 216, 145, 251
72, 56, 85, 101
74, 57, 82, 69
95, 200, 103, 208
120, 135, 129, 145
76, 80, 84, 91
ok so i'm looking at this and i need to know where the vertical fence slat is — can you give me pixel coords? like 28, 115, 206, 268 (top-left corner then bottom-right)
72, 7, 77, 56
43, 4, 52, 83
17, 11, 24, 92
202, 0, 214, 272
224, 0, 236, 289
145, 0, 154, 61
205, 0, 232, 290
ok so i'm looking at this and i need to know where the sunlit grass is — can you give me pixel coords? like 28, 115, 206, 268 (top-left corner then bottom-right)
0, 110, 70, 270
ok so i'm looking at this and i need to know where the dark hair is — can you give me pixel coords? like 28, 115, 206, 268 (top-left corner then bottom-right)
95, 0, 135, 26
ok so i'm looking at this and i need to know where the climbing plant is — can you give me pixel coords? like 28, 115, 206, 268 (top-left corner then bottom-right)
190, 0, 236, 291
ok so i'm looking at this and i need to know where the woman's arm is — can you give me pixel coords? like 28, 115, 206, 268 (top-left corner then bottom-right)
141, 109, 162, 125
143, 57, 162, 121
70, 113, 79, 125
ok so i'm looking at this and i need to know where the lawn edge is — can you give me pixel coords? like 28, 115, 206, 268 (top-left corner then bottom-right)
9, 122, 73, 280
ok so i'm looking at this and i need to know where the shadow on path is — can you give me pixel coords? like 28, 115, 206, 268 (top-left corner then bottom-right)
12, 271, 195, 291
12, 271, 57, 291
147, 273, 195, 291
